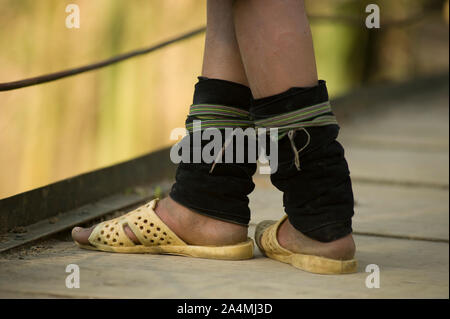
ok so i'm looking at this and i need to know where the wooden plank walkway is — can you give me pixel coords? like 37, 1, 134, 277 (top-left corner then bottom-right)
0, 81, 448, 298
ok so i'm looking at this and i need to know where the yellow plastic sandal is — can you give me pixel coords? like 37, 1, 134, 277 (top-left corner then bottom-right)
75, 199, 254, 260
255, 216, 357, 274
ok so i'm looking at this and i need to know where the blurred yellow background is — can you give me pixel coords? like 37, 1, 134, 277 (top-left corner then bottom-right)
0, 0, 447, 199
0, 0, 207, 199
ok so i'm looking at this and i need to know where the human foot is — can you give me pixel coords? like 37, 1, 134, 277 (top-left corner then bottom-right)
276, 218, 355, 260
72, 197, 248, 247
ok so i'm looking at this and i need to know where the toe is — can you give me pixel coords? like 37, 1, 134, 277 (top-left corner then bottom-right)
124, 225, 140, 244
71, 226, 95, 245
72, 224, 140, 246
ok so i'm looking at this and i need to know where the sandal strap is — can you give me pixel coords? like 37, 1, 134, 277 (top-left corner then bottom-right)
261, 215, 292, 256
88, 215, 136, 248
125, 200, 186, 247
88, 199, 186, 248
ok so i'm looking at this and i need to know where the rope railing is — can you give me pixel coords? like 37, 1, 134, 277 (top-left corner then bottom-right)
0, 13, 425, 92
0, 26, 206, 92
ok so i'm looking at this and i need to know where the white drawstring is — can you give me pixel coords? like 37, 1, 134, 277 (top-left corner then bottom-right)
209, 134, 235, 173
287, 128, 310, 171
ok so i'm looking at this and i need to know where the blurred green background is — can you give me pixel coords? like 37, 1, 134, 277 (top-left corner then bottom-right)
0, 0, 448, 199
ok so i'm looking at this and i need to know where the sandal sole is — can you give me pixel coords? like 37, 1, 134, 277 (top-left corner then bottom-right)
75, 238, 254, 260
255, 220, 358, 275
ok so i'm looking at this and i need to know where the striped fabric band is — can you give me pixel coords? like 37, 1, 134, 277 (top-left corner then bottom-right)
186, 104, 252, 132
254, 101, 338, 139
185, 102, 337, 136
189, 104, 250, 118
253, 101, 337, 170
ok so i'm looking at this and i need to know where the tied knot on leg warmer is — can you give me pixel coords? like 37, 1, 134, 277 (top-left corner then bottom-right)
254, 100, 338, 170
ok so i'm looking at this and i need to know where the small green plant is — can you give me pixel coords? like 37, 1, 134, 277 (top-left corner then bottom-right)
153, 186, 162, 199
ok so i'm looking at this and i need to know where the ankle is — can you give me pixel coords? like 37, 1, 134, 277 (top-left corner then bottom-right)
277, 218, 356, 260
155, 197, 248, 246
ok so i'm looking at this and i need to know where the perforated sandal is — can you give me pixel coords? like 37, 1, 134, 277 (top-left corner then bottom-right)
75, 199, 254, 260
255, 216, 358, 274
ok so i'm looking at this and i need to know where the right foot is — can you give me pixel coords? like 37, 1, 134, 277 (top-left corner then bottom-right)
72, 197, 248, 247
276, 218, 356, 260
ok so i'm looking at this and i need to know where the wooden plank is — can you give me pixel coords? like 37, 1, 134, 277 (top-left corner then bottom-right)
352, 183, 449, 240
249, 178, 449, 241
345, 147, 448, 188
0, 236, 447, 299
339, 90, 449, 152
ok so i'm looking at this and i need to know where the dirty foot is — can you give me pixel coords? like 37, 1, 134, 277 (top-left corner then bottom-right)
72, 197, 248, 246
277, 218, 355, 260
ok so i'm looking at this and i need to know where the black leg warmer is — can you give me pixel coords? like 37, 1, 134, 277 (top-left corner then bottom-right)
251, 80, 354, 242
169, 77, 257, 226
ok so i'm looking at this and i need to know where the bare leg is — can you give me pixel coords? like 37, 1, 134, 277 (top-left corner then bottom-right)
72, 0, 248, 247
202, 0, 248, 85
233, 0, 318, 98
234, 0, 355, 259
